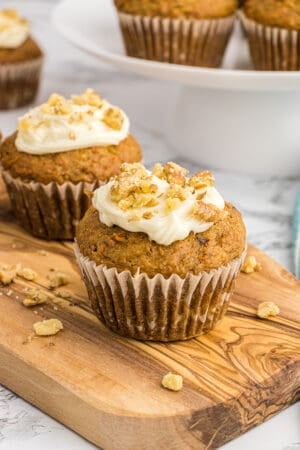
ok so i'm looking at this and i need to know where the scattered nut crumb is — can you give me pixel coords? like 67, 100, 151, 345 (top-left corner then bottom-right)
22, 288, 49, 307
0, 269, 15, 285
257, 302, 280, 319
48, 272, 69, 288
37, 250, 47, 256
6, 289, 13, 297
55, 289, 72, 299
161, 373, 183, 392
33, 319, 63, 336
242, 255, 262, 274
17, 267, 37, 281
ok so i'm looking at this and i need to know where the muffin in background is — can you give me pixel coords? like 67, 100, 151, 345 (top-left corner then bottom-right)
0, 89, 142, 240
0, 9, 43, 109
75, 161, 246, 341
114, 0, 238, 68
241, 0, 300, 70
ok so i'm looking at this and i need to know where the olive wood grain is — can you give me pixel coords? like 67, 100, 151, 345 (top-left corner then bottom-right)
0, 178, 299, 450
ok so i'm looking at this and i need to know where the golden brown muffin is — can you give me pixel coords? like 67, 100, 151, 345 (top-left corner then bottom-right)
114, 0, 238, 19
77, 202, 246, 278
0, 37, 42, 64
0, 132, 142, 185
244, 0, 300, 30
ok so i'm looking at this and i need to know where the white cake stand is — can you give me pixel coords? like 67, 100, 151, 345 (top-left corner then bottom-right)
53, 0, 300, 176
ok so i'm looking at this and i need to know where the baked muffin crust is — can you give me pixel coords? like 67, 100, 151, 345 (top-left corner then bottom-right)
0, 132, 142, 184
0, 37, 42, 63
244, 0, 300, 30
114, 0, 238, 19
77, 203, 246, 278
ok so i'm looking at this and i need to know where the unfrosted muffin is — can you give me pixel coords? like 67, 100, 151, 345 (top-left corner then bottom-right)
0, 9, 43, 109
114, 0, 238, 67
0, 89, 142, 240
241, 0, 300, 70
75, 161, 246, 341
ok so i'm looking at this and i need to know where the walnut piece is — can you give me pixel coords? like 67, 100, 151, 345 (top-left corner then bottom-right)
163, 162, 188, 187
102, 107, 124, 130
17, 267, 37, 281
162, 373, 183, 392
55, 289, 73, 299
72, 88, 103, 108
33, 319, 63, 336
0, 264, 17, 285
189, 170, 215, 190
257, 302, 280, 319
242, 255, 261, 274
193, 201, 227, 223
165, 198, 181, 213
23, 288, 49, 307
48, 272, 69, 289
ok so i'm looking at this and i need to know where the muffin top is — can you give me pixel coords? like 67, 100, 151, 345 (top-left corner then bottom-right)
77, 162, 246, 277
0, 9, 30, 49
114, 0, 238, 19
243, 0, 300, 30
0, 89, 142, 184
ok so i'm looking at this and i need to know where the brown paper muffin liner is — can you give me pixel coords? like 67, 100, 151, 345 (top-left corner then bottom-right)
240, 12, 300, 71
2, 170, 102, 240
0, 57, 43, 109
117, 12, 235, 67
75, 242, 246, 341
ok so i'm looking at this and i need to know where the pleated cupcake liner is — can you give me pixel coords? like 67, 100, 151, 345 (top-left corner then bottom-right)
117, 12, 235, 67
2, 170, 102, 240
75, 242, 246, 342
0, 56, 43, 109
240, 12, 300, 71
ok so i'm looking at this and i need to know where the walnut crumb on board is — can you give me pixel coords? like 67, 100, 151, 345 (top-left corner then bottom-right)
17, 267, 37, 281
23, 288, 49, 307
33, 319, 63, 336
0, 263, 19, 285
47, 272, 69, 288
162, 373, 183, 392
241, 255, 262, 274
37, 250, 47, 256
257, 302, 280, 319
55, 289, 72, 299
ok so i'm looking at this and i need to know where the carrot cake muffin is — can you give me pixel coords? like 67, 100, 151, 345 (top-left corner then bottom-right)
114, 0, 238, 67
0, 89, 142, 240
75, 161, 246, 341
0, 9, 43, 109
241, 0, 300, 70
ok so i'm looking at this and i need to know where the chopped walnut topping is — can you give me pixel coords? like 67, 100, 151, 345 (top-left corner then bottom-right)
102, 107, 124, 130
162, 373, 183, 392
152, 163, 165, 179
165, 198, 181, 213
143, 211, 154, 220
257, 302, 280, 319
68, 131, 76, 140
23, 288, 49, 307
189, 171, 215, 190
241, 256, 262, 274
19, 117, 32, 132
193, 201, 227, 223
72, 88, 103, 108
47, 272, 69, 289
41, 93, 73, 115
33, 319, 63, 337
166, 185, 189, 201
163, 162, 188, 187
17, 267, 37, 281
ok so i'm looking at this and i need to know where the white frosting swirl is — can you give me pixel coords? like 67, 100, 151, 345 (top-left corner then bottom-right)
92, 166, 225, 246
0, 9, 30, 49
15, 91, 130, 155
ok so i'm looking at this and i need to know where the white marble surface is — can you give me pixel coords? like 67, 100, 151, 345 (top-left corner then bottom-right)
0, 1, 299, 450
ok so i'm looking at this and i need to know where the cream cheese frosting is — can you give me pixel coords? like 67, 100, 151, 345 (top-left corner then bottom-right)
15, 89, 130, 154
92, 162, 226, 246
0, 9, 30, 49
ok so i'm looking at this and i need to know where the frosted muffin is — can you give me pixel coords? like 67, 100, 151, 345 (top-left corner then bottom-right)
75, 162, 246, 341
241, 0, 300, 70
0, 89, 142, 240
0, 9, 43, 109
114, 0, 238, 67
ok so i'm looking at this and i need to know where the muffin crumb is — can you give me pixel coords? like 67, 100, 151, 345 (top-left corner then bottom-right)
33, 319, 63, 336
23, 288, 49, 307
162, 373, 183, 392
48, 272, 69, 288
242, 255, 261, 274
257, 302, 280, 319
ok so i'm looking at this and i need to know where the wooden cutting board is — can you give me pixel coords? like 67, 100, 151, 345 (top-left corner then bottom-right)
0, 178, 299, 450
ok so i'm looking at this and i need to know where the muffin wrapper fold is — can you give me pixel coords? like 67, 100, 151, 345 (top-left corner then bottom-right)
0, 57, 43, 109
2, 170, 102, 240
240, 12, 300, 71
75, 243, 246, 341
117, 12, 235, 67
